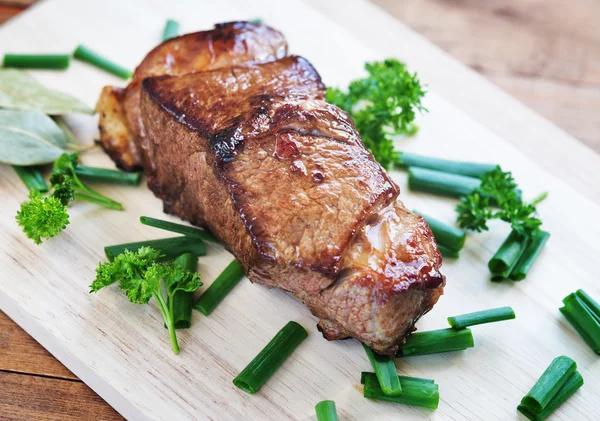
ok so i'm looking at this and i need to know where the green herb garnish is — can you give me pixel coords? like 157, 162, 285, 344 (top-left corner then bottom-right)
162, 19, 180, 41
3, 54, 70, 70
362, 343, 402, 396
16, 152, 123, 244
520, 356, 577, 413
90, 247, 202, 354
326, 59, 426, 169
456, 167, 545, 236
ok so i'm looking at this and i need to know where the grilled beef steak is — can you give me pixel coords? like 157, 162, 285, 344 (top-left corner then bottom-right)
97, 23, 445, 355
96, 22, 287, 171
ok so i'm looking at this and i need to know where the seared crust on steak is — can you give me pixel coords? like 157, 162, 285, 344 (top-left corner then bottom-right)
142, 56, 398, 294
96, 21, 287, 171
97, 22, 445, 355
139, 56, 444, 354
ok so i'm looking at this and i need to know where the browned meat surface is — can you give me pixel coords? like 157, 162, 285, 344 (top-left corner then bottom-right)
96, 21, 287, 170
136, 55, 445, 355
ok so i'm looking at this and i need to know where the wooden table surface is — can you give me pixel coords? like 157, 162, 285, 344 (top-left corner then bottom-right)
0, 0, 597, 420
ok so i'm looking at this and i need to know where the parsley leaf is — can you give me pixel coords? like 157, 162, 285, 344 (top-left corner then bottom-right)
16, 152, 123, 244
90, 247, 202, 354
326, 59, 426, 169
15, 190, 70, 245
456, 167, 545, 237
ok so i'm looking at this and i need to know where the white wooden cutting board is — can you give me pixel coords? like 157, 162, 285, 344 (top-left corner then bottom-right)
1, 0, 599, 420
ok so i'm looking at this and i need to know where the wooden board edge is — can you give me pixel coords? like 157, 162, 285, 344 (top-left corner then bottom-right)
0, 291, 144, 421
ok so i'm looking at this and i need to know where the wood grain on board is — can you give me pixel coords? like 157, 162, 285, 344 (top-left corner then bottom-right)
0, 0, 599, 420
374, 0, 600, 153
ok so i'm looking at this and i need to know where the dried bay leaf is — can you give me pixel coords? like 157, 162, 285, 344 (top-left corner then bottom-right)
0, 109, 68, 165
0, 69, 93, 115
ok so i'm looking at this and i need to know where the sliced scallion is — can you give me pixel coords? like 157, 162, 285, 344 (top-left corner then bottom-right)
233, 321, 307, 394
509, 230, 550, 280
396, 328, 474, 357
3, 54, 70, 69
194, 259, 245, 316
362, 344, 402, 396
315, 400, 338, 421
75, 166, 142, 185
397, 152, 497, 178
140, 216, 219, 242
105, 236, 206, 262
12, 166, 48, 192
520, 356, 577, 412
362, 372, 439, 409
73, 45, 132, 79
448, 307, 515, 329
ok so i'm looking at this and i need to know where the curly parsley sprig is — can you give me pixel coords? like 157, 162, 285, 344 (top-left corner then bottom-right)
16, 153, 123, 244
90, 247, 202, 354
456, 167, 547, 237
326, 59, 426, 169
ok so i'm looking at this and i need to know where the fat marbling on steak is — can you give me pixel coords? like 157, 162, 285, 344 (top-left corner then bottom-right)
96, 21, 287, 171
96, 22, 445, 355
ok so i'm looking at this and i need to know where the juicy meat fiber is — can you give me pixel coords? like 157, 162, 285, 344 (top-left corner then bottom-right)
97, 22, 445, 355
96, 21, 287, 170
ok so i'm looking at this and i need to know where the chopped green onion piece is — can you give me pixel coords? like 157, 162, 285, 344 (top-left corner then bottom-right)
12, 166, 48, 192
3, 54, 70, 69
408, 167, 481, 198
74, 166, 142, 185
489, 229, 529, 281
361, 372, 434, 385
249, 18, 263, 24
448, 306, 515, 329
162, 19, 180, 41
169, 253, 198, 329
139, 216, 219, 242
560, 293, 600, 354
315, 400, 338, 421
194, 259, 245, 316
438, 244, 459, 259
396, 328, 474, 357
397, 152, 497, 178
73, 45, 132, 79
575, 289, 600, 322
509, 230, 550, 280
105, 236, 206, 262
362, 372, 439, 409
362, 344, 402, 396
415, 210, 466, 252
233, 321, 307, 394
521, 356, 577, 412
518, 371, 583, 421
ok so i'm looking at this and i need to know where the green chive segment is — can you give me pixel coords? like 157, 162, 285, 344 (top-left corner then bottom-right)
162, 19, 180, 41
416, 210, 466, 252
171, 253, 198, 329
397, 152, 497, 178
362, 372, 440, 409
521, 356, 577, 413
408, 167, 481, 198
74, 166, 141, 185
12, 166, 48, 192
315, 400, 338, 421
233, 321, 307, 394
140, 216, 219, 242
105, 236, 206, 262
73, 45, 132, 79
560, 291, 600, 354
3, 54, 70, 69
396, 328, 474, 357
517, 371, 583, 421
362, 344, 402, 396
448, 307, 515, 329
361, 372, 434, 385
438, 244, 459, 259
509, 230, 550, 280
194, 259, 245, 316
489, 229, 529, 281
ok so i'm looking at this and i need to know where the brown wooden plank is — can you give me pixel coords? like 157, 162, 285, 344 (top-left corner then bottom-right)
0, 371, 124, 421
0, 311, 76, 380
373, 0, 600, 153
